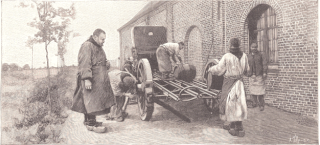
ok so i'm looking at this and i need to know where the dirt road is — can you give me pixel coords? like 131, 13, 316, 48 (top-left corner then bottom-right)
60, 99, 318, 144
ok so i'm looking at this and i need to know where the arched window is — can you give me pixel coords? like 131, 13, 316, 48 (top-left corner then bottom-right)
247, 4, 278, 63
185, 26, 202, 79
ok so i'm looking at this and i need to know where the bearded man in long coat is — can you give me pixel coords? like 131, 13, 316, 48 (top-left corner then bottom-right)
208, 38, 250, 137
71, 29, 114, 133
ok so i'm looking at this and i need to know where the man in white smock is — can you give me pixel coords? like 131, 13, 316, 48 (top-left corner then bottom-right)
208, 38, 250, 137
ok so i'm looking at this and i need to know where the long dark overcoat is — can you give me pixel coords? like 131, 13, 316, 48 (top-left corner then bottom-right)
71, 36, 114, 115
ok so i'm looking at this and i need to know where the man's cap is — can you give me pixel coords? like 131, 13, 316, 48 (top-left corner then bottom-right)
229, 38, 240, 48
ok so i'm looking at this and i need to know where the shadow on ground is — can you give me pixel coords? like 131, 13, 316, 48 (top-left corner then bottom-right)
61, 97, 318, 144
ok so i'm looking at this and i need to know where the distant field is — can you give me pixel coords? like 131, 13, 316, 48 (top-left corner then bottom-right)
16, 68, 61, 79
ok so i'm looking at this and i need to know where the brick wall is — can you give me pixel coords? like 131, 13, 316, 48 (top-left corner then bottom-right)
118, 0, 318, 117
149, 10, 167, 26
223, 0, 318, 117
172, 1, 216, 79
186, 27, 202, 78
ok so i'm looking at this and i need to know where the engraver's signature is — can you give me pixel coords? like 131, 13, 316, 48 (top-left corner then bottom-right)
289, 134, 309, 143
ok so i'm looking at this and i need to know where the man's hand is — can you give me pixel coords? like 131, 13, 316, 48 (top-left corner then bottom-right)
177, 56, 182, 63
85, 80, 92, 90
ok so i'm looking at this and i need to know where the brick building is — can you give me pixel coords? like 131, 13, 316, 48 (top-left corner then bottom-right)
117, 0, 318, 117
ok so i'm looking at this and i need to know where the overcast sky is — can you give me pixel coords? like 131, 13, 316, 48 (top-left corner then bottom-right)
1, 0, 148, 68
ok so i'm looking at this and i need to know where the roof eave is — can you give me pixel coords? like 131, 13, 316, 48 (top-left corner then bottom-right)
117, 1, 167, 32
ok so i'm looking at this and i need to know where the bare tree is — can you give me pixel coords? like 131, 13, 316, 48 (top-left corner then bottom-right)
20, 1, 75, 112
26, 36, 37, 80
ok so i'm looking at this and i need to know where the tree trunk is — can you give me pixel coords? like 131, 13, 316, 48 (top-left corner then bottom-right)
32, 46, 34, 80
61, 58, 65, 72
45, 42, 51, 113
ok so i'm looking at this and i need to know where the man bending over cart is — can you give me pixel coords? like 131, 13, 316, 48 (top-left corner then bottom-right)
156, 42, 185, 80
107, 69, 138, 122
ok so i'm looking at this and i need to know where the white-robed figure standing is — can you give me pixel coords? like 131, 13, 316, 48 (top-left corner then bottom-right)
208, 38, 250, 137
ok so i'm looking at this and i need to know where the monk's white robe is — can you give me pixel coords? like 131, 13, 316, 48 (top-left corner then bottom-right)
208, 53, 250, 122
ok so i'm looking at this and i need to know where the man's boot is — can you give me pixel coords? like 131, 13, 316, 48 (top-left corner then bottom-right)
259, 95, 265, 111
229, 121, 245, 137
122, 112, 128, 119
228, 122, 238, 136
236, 121, 245, 137
251, 95, 257, 108
85, 115, 106, 133
223, 122, 231, 130
114, 116, 124, 122
84, 114, 99, 126
83, 114, 88, 125
86, 115, 101, 126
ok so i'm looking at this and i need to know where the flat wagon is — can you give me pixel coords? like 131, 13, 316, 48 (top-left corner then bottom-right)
129, 26, 224, 122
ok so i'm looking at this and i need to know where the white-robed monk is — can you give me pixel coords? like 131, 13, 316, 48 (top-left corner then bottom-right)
208, 38, 250, 137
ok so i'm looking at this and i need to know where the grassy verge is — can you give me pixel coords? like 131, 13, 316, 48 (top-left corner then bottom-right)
2, 67, 76, 144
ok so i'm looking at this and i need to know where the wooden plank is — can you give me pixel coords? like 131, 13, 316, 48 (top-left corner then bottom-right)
154, 99, 191, 123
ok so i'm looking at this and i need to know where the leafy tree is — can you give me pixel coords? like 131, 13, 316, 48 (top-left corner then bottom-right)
20, 1, 75, 112
23, 64, 31, 70
2, 63, 10, 71
10, 63, 20, 71
18, 66, 23, 71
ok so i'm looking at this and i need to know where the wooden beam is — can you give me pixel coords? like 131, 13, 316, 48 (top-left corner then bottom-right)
154, 99, 191, 123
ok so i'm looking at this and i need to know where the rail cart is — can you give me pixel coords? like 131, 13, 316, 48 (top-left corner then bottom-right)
130, 26, 224, 122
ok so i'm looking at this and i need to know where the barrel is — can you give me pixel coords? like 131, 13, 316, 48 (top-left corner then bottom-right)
173, 64, 196, 82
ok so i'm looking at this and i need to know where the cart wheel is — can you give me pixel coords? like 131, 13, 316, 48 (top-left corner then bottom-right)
203, 61, 216, 84
137, 58, 154, 121
203, 60, 219, 114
